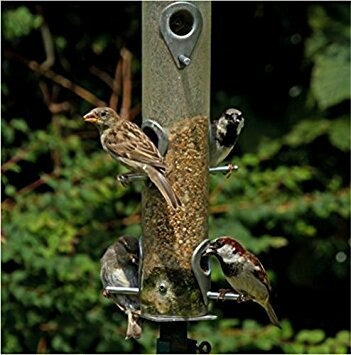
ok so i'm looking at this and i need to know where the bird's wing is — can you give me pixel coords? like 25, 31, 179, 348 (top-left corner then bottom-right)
104, 120, 166, 170
249, 252, 272, 292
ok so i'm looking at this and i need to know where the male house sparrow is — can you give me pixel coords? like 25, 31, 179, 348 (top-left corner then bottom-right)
100, 235, 142, 339
209, 108, 245, 166
83, 107, 181, 210
203, 236, 281, 328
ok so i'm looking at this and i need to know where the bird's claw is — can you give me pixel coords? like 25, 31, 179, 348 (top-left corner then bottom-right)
217, 288, 233, 301
236, 293, 251, 303
131, 309, 141, 317
103, 289, 111, 298
225, 163, 238, 178
116, 173, 147, 186
209, 164, 239, 176
117, 174, 131, 187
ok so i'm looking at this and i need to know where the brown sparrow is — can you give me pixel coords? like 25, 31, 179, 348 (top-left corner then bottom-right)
83, 107, 181, 209
209, 108, 245, 166
203, 236, 281, 328
100, 235, 142, 339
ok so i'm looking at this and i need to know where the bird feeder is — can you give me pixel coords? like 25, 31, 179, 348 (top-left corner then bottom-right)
140, 1, 212, 322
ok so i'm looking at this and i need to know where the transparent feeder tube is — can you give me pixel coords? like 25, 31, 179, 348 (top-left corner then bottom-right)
141, 1, 211, 319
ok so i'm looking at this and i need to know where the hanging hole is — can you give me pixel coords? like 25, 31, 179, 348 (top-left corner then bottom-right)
169, 9, 194, 36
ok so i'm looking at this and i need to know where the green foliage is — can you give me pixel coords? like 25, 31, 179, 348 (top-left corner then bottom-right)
191, 320, 350, 354
2, 2, 350, 354
2, 6, 42, 40
306, 5, 350, 109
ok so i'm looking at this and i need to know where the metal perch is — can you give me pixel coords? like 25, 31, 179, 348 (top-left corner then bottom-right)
106, 286, 240, 302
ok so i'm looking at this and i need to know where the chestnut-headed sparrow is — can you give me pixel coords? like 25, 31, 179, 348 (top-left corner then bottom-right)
83, 107, 181, 210
100, 235, 142, 339
203, 236, 281, 328
209, 108, 245, 166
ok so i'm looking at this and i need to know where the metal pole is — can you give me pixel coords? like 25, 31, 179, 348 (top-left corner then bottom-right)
141, 1, 211, 352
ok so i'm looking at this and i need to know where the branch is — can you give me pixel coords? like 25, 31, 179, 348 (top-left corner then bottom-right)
4, 49, 106, 107
89, 65, 114, 89
1, 172, 57, 210
109, 57, 123, 111
1, 142, 40, 173
120, 47, 133, 120
35, 5, 55, 70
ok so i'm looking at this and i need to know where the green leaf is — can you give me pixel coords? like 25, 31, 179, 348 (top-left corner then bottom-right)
257, 139, 282, 160
3, 6, 42, 40
283, 342, 306, 354
296, 329, 325, 344
11, 118, 29, 133
311, 44, 350, 109
309, 329, 326, 343
328, 117, 350, 151
284, 119, 330, 147
295, 220, 317, 237
336, 330, 351, 344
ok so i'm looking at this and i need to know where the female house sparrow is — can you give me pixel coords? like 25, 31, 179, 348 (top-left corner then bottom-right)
209, 108, 245, 166
202, 236, 281, 328
100, 235, 142, 339
83, 107, 181, 210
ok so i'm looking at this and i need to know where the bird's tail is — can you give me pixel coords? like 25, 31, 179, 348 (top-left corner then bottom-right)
144, 165, 181, 210
125, 311, 142, 340
265, 301, 281, 328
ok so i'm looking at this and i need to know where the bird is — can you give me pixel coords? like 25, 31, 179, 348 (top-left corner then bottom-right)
202, 236, 281, 328
100, 235, 142, 339
209, 108, 245, 167
83, 107, 181, 210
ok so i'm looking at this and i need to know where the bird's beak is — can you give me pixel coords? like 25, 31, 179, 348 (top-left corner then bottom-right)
83, 111, 98, 123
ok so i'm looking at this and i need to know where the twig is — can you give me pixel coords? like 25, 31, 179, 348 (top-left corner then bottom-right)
1, 142, 40, 173
38, 81, 51, 105
4, 49, 106, 107
109, 57, 123, 111
1, 172, 57, 210
89, 65, 114, 89
35, 5, 55, 70
39, 80, 71, 114
129, 103, 141, 121
120, 47, 133, 120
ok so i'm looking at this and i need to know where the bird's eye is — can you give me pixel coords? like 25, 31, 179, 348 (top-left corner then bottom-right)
216, 240, 223, 248
100, 111, 107, 117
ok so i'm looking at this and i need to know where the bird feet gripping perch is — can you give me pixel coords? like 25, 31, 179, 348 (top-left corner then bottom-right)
116, 173, 147, 186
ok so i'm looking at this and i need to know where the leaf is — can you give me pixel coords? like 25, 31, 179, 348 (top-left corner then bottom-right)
328, 117, 350, 152
283, 342, 306, 354
11, 118, 29, 133
284, 119, 330, 147
309, 329, 326, 344
296, 329, 325, 344
257, 139, 282, 161
311, 44, 350, 109
336, 330, 351, 344
3, 6, 42, 40
4, 184, 17, 197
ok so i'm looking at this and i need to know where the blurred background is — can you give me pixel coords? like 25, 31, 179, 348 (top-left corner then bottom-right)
1, 2, 350, 353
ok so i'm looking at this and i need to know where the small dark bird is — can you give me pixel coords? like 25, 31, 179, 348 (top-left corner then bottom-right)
209, 108, 245, 166
203, 236, 281, 328
100, 235, 142, 339
83, 107, 181, 210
